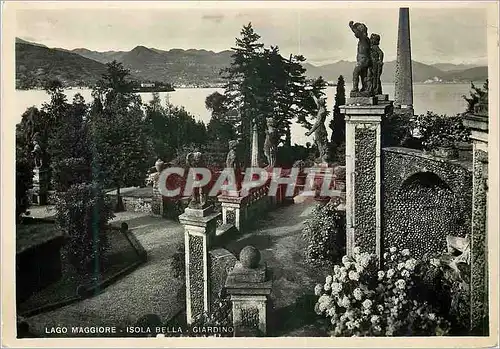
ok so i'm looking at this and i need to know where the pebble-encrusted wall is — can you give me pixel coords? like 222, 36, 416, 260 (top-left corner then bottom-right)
209, 248, 237, 307
471, 148, 488, 335
354, 126, 378, 254
151, 185, 162, 215
382, 147, 472, 258
188, 235, 204, 320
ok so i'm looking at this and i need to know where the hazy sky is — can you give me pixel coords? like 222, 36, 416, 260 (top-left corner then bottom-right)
15, 3, 489, 65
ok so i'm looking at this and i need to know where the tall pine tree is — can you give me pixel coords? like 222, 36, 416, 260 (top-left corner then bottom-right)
222, 23, 265, 165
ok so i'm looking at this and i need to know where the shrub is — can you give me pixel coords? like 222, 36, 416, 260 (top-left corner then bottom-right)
313, 247, 450, 336
463, 80, 488, 114
51, 157, 91, 192
191, 293, 233, 333
302, 200, 346, 266
381, 112, 413, 148
417, 252, 471, 334
332, 141, 346, 165
54, 183, 114, 273
414, 112, 470, 150
276, 144, 313, 168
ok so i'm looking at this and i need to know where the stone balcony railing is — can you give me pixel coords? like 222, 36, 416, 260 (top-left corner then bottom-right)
218, 177, 272, 232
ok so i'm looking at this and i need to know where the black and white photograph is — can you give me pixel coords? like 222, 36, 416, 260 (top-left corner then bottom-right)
1, 1, 498, 346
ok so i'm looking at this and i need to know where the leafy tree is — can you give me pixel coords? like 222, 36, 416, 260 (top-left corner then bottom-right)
145, 92, 208, 162
95, 60, 136, 108
296, 76, 329, 130
16, 107, 47, 158
16, 80, 71, 195
221, 23, 327, 165
90, 63, 153, 211
205, 92, 234, 139
205, 91, 229, 119
16, 146, 33, 220
42, 79, 70, 124
463, 80, 488, 114
47, 94, 92, 191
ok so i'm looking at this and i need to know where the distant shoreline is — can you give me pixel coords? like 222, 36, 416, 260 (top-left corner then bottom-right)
15, 81, 480, 92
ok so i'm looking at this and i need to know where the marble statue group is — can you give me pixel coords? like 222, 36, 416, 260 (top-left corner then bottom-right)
349, 20, 384, 97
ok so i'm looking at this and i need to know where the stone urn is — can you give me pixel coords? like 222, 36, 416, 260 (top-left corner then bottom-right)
155, 159, 164, 173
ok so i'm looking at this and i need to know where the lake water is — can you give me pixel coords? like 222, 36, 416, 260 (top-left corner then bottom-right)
16, 83, 471, 145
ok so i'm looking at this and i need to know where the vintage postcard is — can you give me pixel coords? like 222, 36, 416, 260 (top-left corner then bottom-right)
1, 1, 498, 347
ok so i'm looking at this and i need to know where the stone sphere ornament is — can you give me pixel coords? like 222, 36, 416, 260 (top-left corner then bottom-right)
239, 246, 261, 269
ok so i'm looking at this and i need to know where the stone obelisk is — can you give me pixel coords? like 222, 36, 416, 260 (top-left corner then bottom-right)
250, 119, 259, 167
394, 7, 414, 114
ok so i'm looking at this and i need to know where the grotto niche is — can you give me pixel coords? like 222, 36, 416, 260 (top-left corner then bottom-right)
384, 171, 466, 258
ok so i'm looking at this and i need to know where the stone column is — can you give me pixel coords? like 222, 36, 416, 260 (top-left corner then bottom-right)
394, 7, 414, 114
463, 114, 489, 335
178, 205, 221, 324
340, 97, 393, 263
218, 195, 246, 232
225, 246, 272, 336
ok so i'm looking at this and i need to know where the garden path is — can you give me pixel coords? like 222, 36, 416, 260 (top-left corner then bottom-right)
26, 200, 330, 336
223, 200, 332, 336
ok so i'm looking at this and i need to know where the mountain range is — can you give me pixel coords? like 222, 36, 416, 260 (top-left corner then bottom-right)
15, 37, 488, 89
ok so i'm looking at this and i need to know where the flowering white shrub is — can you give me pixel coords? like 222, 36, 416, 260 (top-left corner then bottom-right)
314, 246, 450, 336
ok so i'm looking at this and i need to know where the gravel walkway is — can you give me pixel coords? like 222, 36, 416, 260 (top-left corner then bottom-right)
223, 201, 332, 336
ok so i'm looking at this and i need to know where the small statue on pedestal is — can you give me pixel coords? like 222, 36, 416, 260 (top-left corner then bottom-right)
186, 151, 208, 209
226, 140, 239, 169
263, 117, 278, 168
349, 21, 373, 96
305, 92, 329, 164
31, 140, 43, 169
226, 140, 242, 189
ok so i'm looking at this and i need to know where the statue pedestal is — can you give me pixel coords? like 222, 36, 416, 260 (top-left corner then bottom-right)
184, 206, 213, 218
347, 96, 377, 106
225, 248, 272, 337
376, 94, 391, 105
179, 206, 221, 324
32, 168, 48, 205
